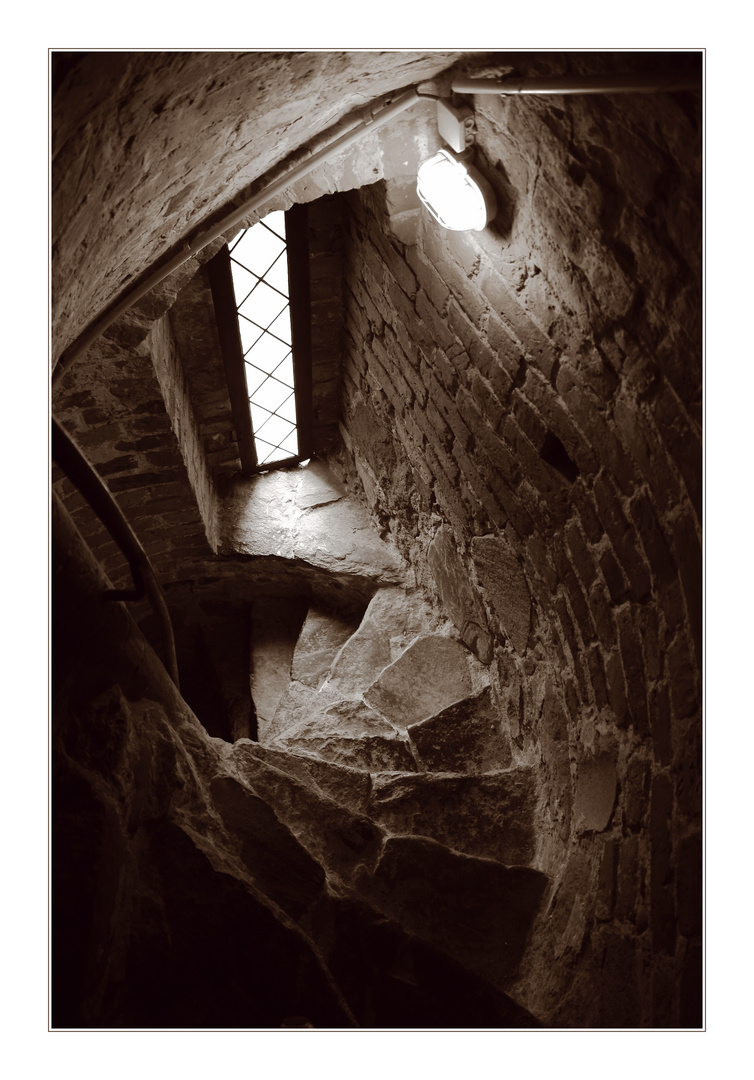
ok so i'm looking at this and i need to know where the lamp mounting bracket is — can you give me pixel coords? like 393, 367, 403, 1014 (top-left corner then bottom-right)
437, 98, 476, 154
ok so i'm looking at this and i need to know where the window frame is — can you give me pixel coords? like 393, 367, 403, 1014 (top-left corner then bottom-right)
207, 204, 313, 474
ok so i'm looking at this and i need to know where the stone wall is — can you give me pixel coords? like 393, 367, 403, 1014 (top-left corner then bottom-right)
51, 50, 702, 1029
52, 50, 467, 363
329, 67, 701, 1027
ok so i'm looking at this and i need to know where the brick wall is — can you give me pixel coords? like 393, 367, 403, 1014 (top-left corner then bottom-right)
331, 76, 701, 1027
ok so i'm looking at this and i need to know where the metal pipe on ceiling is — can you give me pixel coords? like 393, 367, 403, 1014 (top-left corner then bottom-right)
451, 72, 701, 96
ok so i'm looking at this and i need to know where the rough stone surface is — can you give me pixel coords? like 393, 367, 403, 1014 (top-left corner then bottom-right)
290, 606, 364, 689
295, 458, 348, 509
326, 587, 437, 697
428, 525, 493, 663
368, 768, 537, 865
264, 679, 342, 745
407, 686, 512, 774
233, 741, 372, 816
277, 733, 417, 773
471, 534, 532, 654
363, 635, 475, 729
222, 461, 406, 583
359, 836, 548, 989
250, 596, 308, 735
572, 753, 618, 834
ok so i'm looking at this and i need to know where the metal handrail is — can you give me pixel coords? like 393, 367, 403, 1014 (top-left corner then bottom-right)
51, 417, 180, 689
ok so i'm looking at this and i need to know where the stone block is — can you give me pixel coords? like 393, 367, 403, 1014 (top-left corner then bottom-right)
614, 835, 639, 921
327, 587, 426, 698
650, 773, 676, 955
364, 634, 474, 730
250, 596, 308, 735
572, 752, 617, 833
427, 525, 492, 664
596, 839, 618, 921
369, 767, 536, 865
277, 732, 417, 773
407, 686, 511, 774
210, 776, 325, 919
624, 754, 650, 831
360, 835, 548, 989
290, 607, 363, 689
470, 534, 531, 654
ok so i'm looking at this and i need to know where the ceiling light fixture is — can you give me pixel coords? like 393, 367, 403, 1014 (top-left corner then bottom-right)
417, 147, 497, 232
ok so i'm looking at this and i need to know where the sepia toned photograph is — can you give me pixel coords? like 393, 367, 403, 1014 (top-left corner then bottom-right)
50, 49, 703, 1032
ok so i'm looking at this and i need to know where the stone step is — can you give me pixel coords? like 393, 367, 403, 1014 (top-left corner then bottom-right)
362, 633, 488, 732
249, 596, 308, 740
355, 836, 548, 992
367, 766, 537, 866
232, 741, 373, 815
325, 586, 441, 699
276, 732, 417, 773
290, 605, 364, 690
231, 743, 386, 885
406, 685, 512, 773
229, 741, 547, 991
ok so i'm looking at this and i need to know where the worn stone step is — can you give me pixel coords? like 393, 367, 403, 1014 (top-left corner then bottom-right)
262, 677, 342, 746
355, 835, 548, 991
229, 741, 546, 992
367, 767, 537, 866
275, 732, 417, 773
290, 605, 364, 690
230, 745, 387, 885
406, 685, 513, 773
249, 596, 308, 740
232, 741, 372, 816
362, 633, 488, 731
325, 586, 441, 699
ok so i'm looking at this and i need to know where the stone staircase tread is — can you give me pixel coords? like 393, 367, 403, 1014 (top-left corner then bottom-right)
362, 634, 478, 730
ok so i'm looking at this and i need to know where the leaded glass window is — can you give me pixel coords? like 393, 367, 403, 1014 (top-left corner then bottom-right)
228, 211, 298, 466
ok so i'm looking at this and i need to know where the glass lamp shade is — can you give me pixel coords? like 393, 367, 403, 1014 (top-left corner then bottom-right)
416, 149, 497, 232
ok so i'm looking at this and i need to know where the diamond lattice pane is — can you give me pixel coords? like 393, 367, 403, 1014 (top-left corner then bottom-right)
232, 223, 286, 280
264, 252, 289, 295
255, 412, 295, 447
245, 333, 290, 372
229, 259, 258, 305
253, 378, 293, 416
238, 281, 287, 331
237, 315, 264, 355
266, 305, 292, 346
